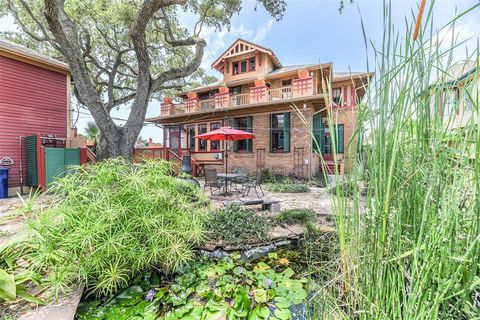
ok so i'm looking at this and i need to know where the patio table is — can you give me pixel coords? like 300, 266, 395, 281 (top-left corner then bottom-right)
217, 173, 244, 195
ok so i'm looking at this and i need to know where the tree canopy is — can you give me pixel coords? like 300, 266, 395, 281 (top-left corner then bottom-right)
1, 0, 287, 158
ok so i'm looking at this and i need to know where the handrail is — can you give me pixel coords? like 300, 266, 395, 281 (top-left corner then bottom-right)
86, 147, 96, 163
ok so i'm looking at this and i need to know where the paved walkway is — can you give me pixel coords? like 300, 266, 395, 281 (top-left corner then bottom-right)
205, 183, 334, 217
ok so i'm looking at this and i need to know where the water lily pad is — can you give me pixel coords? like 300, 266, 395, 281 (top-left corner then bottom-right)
274, 308, 292, 320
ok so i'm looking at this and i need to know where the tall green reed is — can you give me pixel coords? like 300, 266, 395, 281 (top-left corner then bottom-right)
307, 1, 479, 319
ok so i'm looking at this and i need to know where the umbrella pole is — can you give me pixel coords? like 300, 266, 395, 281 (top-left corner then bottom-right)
225, 144, 228, 192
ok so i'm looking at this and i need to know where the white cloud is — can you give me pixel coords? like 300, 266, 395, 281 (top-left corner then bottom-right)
434, 19, 480, 61
253, 19, 274, 43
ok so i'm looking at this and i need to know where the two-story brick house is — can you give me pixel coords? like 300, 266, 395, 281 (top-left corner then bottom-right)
147, 39, 373, 177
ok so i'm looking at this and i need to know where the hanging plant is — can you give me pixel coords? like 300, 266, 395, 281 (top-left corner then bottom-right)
163, 96, 173, 103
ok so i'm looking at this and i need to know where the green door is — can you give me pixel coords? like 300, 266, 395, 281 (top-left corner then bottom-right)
45, 148, 80, 187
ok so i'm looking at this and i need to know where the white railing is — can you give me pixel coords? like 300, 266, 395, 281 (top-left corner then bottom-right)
268, 86, 292, 101
230, 93, 250, 107
199, 99, 215, 111
162, 80, 319, 117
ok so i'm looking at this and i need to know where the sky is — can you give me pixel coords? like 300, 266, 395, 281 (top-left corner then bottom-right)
1, 0, 479, 143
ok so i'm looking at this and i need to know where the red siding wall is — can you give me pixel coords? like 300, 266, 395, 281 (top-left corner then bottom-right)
0, 55, 67, 189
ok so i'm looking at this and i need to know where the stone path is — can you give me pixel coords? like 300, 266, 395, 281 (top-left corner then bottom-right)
207, 184, 334, 216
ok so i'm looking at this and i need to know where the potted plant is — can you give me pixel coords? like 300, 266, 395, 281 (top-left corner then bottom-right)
297, 69, 309, 79
187, 91, 198, 100
163, 96, 173, 104
254, 76, 266, 87
218, 83, 229, 94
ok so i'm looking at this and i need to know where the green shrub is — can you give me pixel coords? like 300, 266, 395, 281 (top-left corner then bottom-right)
5, 159, 208, 298
206, 205, 269, 244
265, 183, 309, 193
275, 209, 317, 225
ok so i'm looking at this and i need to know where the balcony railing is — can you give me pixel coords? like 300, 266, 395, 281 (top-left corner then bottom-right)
160, 77, 317, 116
199, 99, 215, 111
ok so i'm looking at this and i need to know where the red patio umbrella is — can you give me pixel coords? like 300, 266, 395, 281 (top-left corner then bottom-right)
194, 127, 255, 191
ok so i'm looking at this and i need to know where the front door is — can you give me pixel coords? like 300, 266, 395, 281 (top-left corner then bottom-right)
168, 126, 180, 154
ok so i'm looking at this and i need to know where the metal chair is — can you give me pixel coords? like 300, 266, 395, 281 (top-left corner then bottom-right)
242, 171, 265, 198
204, 168, 224, 197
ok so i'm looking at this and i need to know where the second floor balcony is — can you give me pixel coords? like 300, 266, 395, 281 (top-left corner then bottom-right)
160, 76, 318, 117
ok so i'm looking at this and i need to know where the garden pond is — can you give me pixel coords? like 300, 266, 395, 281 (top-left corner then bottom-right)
76, 250, 311, 320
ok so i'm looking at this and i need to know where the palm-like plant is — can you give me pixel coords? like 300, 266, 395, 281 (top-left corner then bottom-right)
84, 121, 100, 144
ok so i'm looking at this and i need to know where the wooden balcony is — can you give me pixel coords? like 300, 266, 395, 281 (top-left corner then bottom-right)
160, 77, 317, 116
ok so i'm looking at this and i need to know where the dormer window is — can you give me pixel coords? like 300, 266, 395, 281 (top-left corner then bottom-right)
233, 57, 256, 75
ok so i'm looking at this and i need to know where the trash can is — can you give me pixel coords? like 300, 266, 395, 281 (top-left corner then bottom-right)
0, 168, 9, 199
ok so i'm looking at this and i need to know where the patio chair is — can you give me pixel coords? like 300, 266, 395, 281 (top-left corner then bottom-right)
204, 168, 224, 197
232, 167, 249, 190
242, 171, 265, 198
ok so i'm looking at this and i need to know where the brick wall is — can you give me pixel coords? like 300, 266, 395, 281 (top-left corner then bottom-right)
226, 108, 314, 177
191, 106, 359, 178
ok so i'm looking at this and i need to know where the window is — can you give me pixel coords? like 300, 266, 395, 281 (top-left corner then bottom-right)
332, 88, 342, 105
210, 122, 221, 151
463, 90, 473, 112
232, 57, 256, 75
232, 116, 253, 153
442, 89, 459, 116
270, 113, 290, 153
198, 124, 207, 151
187, 126, 196, 151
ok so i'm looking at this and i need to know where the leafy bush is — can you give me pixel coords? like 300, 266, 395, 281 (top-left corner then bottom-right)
275, 209, 317, 225
205, 205, 268, 244
265, 183, 309, 193
77, 256, 308, 320
4, 159, 208, 297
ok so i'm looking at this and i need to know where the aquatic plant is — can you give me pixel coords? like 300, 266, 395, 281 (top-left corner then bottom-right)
77, 256, 309, 320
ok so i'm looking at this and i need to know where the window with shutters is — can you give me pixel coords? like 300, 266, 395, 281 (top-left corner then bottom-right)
270, 113, 290, 153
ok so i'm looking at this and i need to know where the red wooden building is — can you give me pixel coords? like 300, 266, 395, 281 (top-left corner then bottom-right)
0, 39, 72, 196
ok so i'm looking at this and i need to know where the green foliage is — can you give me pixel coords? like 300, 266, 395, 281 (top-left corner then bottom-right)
310, 2, 480, 319
84, 121, 100, 142
275, 209, 316, 226
205, 205, 269, 244
265, 183, 309, 193
77, 256, 308, 320
3, 159, 208, 298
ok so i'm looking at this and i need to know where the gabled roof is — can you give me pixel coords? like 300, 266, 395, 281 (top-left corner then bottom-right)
211, 38, 282, 71
0, 38, 69, 74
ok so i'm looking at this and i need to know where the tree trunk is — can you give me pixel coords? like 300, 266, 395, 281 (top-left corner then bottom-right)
94, 101, 147, 161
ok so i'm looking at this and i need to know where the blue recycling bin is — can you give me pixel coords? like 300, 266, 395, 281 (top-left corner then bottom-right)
0, 168, 9, 199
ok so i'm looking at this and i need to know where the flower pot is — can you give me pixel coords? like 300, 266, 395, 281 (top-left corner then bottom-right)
297, 69, 309, 79
187, 92, 197, 100
163, 96, 173, 103
219, 86, 229, 94
254, 79, 266, 87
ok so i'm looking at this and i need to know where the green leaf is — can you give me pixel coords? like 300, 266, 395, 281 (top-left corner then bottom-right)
282, 268, 294, 279
274, 297, 291, 309
16, 285, 45, 305
0, 269, 16, 301
257, 306, 271, 318
253, 288, 268, 304
274, 308, 291, 320
267, 252, 278, 259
